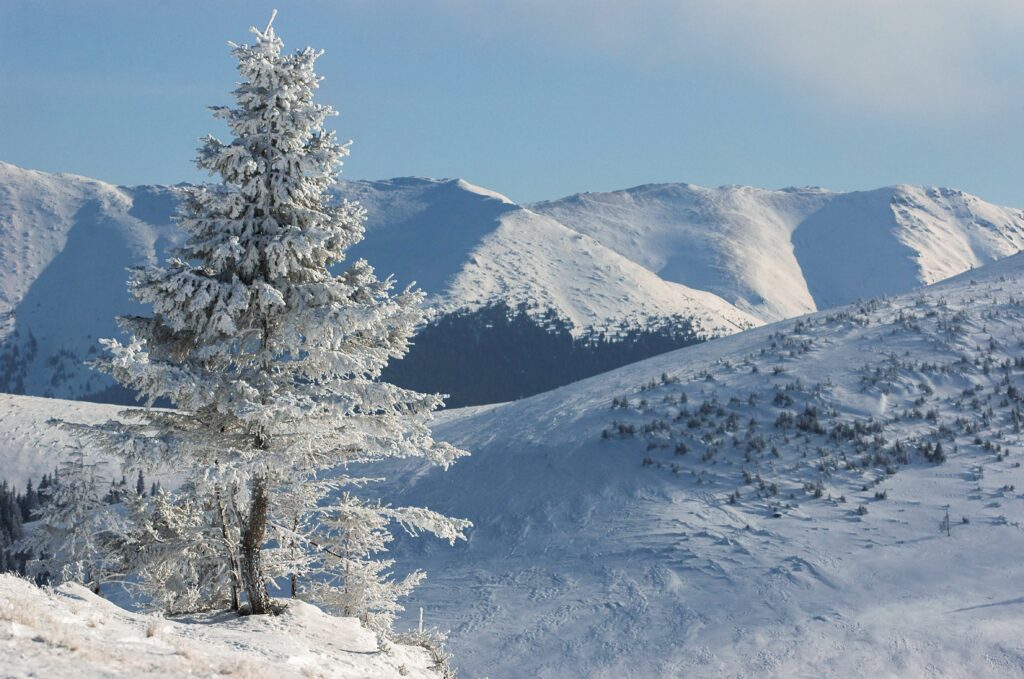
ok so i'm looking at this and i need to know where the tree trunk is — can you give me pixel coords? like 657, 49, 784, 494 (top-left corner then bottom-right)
240, 474, 272, 614
289, 516, 300, 598
215, 485, 241, 612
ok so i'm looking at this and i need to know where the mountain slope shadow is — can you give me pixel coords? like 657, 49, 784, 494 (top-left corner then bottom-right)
792, 189, 921, 309
0, 200, 157, 402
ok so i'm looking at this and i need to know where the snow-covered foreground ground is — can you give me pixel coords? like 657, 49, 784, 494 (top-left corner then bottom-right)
4, 256, 1024, 676
0, 573, 439, 678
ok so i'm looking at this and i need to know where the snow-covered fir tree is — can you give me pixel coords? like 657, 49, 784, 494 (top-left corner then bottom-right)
308, 491, 471, 635
66, 12, 470, 622
15, 447, 113, 593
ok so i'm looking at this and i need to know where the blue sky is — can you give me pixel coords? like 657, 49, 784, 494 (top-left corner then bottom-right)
2, 0, 1023, 205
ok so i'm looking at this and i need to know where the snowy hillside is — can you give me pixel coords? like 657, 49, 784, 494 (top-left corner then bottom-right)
375, 253, 1024, 677
0, 574, 440, 678
0, 164, 176, 329
0, 163, 183, 401
532, 183, 1024, 321
0, 163, 754, 404
4, 255, 1024, 676
0, 394, 124, 489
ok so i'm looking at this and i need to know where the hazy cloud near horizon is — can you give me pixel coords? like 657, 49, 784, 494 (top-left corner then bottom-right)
444, 0, 1024, 123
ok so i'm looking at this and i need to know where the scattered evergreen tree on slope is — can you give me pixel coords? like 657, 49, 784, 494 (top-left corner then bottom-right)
0, 481, 27, 575
63, 13, 470, 625
15, 447, 111, 592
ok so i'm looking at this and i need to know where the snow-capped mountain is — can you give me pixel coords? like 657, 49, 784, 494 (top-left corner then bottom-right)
0, 163, 755, 404
3, 249, 1024, 677
2, 160, 1024, 405
532, 183, 1024, 321
345, 177, 757, 335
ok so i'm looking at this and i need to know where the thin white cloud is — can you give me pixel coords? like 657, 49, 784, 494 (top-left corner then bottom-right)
442, 0, 1024, 123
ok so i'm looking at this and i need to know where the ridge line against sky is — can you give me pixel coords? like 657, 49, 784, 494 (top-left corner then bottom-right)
1, 1, 1023, 206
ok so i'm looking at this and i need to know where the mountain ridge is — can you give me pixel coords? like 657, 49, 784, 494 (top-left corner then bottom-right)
531, 181, 1024, 321
2, 160, 1022, 405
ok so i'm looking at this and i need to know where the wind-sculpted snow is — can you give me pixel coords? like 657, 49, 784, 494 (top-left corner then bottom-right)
376, 253, 1024, 677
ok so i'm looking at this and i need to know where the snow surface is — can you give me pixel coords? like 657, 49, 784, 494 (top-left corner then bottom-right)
345, 176, 757, 335
0, 162, 183, 400
0, 394, 126, 488
4, 255, 1024, 676
0, 574, 436, 678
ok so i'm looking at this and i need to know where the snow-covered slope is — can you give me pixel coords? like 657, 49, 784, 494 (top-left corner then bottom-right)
532, 183, 1024, 321
375, 253, 1024, 677
794, 185, 1024, 310
3, 256, 1024, 676
0, 162, 183, 400
0, 164, 174, 326
0, 394, 121, 488
0, 574, 438, 678
0, 164, 756, 402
